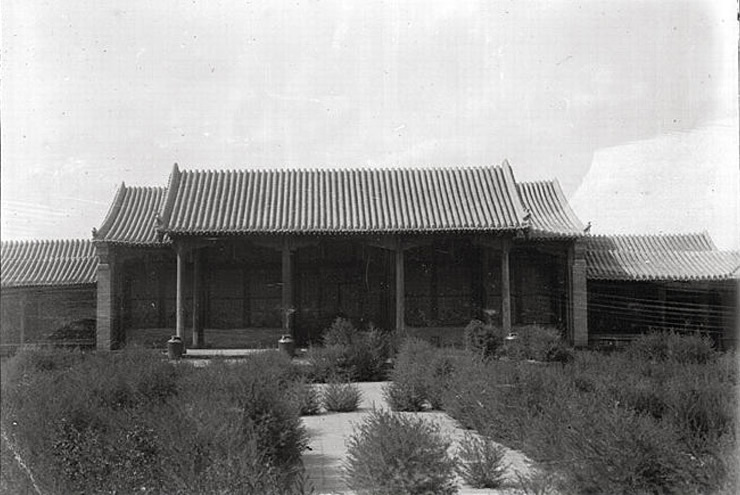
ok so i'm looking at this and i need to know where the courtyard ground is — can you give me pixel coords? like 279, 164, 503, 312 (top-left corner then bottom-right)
302, 381, 534, 495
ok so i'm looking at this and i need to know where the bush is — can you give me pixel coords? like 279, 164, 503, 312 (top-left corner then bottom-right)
498, 325, 573, 362
626, 330, 717, 364
2, 347, 86, 383
288, 378, 322, 416
344, 409, 458, 495
304, 320, 391, 382
384, 338, 453, 411
383, 379, 427, 412
304, 344, 352, 382
351, 325, 392, 381
323, 317, 360, 346
441, 348, 738, 495
464, 319, 503, 357
455, 433, 509, 488
322, 380, 362, 412
1, 348, 310, 494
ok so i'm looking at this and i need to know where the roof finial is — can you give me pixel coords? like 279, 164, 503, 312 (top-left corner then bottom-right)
584, 221, 592, 234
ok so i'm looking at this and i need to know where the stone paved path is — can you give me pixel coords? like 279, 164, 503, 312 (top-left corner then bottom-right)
302, 382, 535, 495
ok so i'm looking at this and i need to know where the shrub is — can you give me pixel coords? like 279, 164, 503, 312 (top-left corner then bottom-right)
455, 433, 509, 488
344, 409, 459, 495
383, 379, 427, 412
441, 348, 738, 495
498, 325, 572, 362
288, 378, 322, 415
627, 330, 717, 364
1, 348, 310, 494
350, 325, 392, 381
514, 470, 560, 495
304, 344, 352, 382
304, 321, 391, 382
541, 402, 700, 495
384, 338, 444, 411
464, 319, 503, 357
2, 347, 85, 384
323, 317, 360, 346
178, 354, 308, 472
323, 379, 362, 412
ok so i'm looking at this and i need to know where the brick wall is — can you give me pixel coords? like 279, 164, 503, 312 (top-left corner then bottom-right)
1, 285, 96, 345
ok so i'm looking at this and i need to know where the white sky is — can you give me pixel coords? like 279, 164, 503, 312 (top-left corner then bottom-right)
1, 0, 737, 244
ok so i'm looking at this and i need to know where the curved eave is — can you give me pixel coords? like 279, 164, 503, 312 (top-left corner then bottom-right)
1, 281, 97, 290
586, 249, 740, 282
587, 273, 739, 282
164, 225, 529, 237
527, 229, 585, 240
91, 238, 172, 247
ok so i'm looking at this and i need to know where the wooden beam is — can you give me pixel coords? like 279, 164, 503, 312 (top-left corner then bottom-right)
395, 237, 405, 332
192, 249, 203, 348
176, 246, 185, 340
501, 238, 512, 334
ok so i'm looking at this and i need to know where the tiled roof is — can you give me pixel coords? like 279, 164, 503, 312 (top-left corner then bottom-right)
586, 233, 740, 281
1, 239, 98, 288
94, 184, 168, 245
587, 232, 716, 252
158, 162, 530, 235
516, 180, 585, 238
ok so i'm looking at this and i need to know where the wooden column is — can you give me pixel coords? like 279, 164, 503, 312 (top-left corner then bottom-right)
658, 286, 667, 329
568, 241, 588, 347
395, 237, 405, 332
282, 237, 294, 336
430, 245, 439, 322
176, 246, 186, 340
192, 249, 203, 348
19, 293, 27, 346
157, 262, 167, 328
480, 247, 490, 312
501, 238, 512, 334
96, 243, 117, 351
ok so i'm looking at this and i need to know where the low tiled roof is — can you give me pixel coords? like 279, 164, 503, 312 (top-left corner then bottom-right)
158, 162, 531, 235
586, 233, 740, 281
1, 239, 98, 288
94, 184, 168, 245
516, 180, 585, 238
587, 232, 716, 252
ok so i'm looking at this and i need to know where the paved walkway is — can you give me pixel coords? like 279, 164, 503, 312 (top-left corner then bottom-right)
302, 382, 534, 495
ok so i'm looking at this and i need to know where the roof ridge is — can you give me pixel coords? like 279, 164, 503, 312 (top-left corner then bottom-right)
1, 238, 93, 252
516, 179, 557, 187
589, 231, 709, 240
93, 182, 127, 241
122, 184, 167, 191
175, 162, 514, 175
156, 163, 182, 237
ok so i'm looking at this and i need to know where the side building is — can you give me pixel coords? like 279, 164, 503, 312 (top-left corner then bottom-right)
0, 239, 98, 354
586, 232, 739, 349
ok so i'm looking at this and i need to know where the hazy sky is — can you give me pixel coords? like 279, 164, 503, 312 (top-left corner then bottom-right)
1, 0, 736, 242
